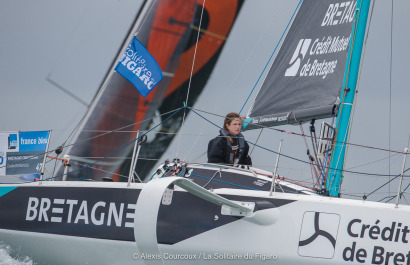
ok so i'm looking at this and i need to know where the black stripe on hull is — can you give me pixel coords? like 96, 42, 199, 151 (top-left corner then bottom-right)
157, 192, 294, 244
0, 185, 295, 243
0, 186, 140, 241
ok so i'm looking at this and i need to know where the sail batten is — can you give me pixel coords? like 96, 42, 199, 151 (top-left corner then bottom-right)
246, 0, 357, 129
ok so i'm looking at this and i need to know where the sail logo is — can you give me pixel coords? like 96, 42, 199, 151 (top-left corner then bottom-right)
298, 211, 340, 259
115, 36, 163, 98
285, 39, 311, 77
321, 1, 357, 27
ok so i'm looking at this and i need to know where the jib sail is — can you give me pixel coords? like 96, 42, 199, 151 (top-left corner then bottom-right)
246, 0, 357, 129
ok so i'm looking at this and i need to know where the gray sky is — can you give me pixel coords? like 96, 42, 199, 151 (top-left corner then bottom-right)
0, 0, 142, 143
0, 0, 409, 202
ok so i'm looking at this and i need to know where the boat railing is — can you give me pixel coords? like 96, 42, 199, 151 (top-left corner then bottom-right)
182, 162, 261, 179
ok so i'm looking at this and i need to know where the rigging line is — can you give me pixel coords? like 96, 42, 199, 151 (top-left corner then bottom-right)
320, 116, 337, 188
188, 106, 402, 178
73, 130, 214, 137
60, 82, 107, 147
46, 76, 89, 107
388, 0, 394, 196
189, 25, 226, 40
70, 156, 160, 161
0, 107, 183, 171
342, 193, 364, 198
380, 195, 396, 203
61, 107, 182, 151
299, 123, 320, 186
239, 0, 302, 115
191, 107, 408, 155
183, 0, 288, 161
177, 0, 206, 158
47, 107, 184, 180
250, 129, 263, 156
345, 152, 400, 170
384, 181, 410, 204
191, 151, 207, 162
71, 161, 129, 179
366, 167, 410, 197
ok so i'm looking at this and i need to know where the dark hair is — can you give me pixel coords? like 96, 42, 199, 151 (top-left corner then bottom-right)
223, 112, 242, 130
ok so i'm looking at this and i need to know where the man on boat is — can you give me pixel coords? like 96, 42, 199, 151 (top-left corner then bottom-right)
207, 112, 252, 166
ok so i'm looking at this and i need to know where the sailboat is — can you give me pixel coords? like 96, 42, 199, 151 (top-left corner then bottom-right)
1, 0, 410, 264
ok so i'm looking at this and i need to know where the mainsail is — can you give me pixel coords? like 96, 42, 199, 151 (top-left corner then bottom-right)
246, 0, 357, 129
66, 0, 197, 181
66, 0, 244, 181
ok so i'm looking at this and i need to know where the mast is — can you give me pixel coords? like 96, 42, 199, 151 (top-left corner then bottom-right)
326, 0, 371, 197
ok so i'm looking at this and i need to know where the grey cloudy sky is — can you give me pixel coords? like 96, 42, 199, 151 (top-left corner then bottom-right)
0, 0, 409, 201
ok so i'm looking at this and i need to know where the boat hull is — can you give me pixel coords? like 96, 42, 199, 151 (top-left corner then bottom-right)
1, 180, 410, 265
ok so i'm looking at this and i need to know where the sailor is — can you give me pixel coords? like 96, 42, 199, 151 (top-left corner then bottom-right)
207, 112, 252, 166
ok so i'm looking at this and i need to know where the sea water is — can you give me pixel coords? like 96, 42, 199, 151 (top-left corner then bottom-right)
0, 244, 34, 265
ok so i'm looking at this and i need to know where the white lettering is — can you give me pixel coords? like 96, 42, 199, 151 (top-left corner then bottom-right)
50, 199, 64, 223
91, 201, 106, 225
66, 199, 78, 223
125, 204, 136, 228
127, 61, 137, 71
20, 138, 36, 145
74, 201, 89, 224
25, 197, 136, 228
26, 197, 39, 221
322, 1, 357, 26
37, 137, 48, 144
38, 198, 51, 221
108, 202, 124, 227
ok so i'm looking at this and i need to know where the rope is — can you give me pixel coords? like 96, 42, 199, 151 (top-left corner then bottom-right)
250, 129, 263, 155
366, 167, 410, 198
191, 107, 408, 155
388, 0, 394, 196
45, 107, 184, 180
187, 106, 403, 178
176, 0, 206, 158
0, 107, 182, 180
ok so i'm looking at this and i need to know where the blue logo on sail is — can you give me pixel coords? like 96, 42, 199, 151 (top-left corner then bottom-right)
115, 36, 163, 98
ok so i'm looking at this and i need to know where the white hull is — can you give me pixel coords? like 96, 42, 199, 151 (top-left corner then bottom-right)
1, 171, 410, 265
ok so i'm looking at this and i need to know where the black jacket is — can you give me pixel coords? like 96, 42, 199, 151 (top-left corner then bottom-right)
207, 130, 252, 166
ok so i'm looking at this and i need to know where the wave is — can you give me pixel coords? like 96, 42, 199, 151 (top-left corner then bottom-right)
0, 243, 34, 265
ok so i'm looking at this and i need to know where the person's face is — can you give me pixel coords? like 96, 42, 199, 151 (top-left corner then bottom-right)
226, 119, 242, 135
